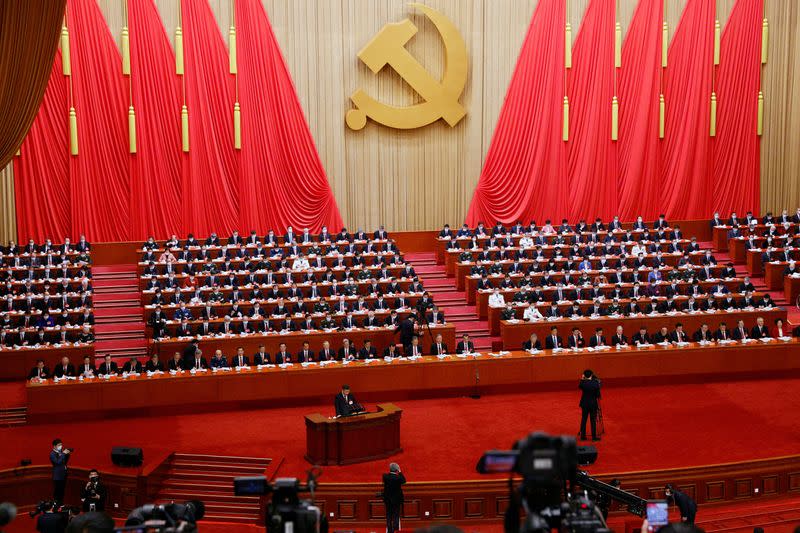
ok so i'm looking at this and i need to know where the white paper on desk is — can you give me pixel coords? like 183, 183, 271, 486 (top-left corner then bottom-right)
527, 349, 541, 355
675, 341, 690, 347
779, 336, 793, 342
235, 366, 252, 371
759, 337, 774, 343
456, 354, 468, 358
362, 359, 378, 364
301, 362, 317, 367
635, 343, 652, 349
740, 338, 755, 344
319, 360, 336, 366
436, 354, 450, 359
408, 355, 422, 361
279, 363, 294, 368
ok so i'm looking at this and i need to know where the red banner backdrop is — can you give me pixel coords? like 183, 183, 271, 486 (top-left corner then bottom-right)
567, 0, 618, 221
712, 0, 762, 216
465, 0, 567, 226
235, 0, 343, 233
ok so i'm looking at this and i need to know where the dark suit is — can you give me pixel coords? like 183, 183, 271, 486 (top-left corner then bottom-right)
430, 342, 449, 355
545, 334, 563, 349
334, 391, 361, 416
579, 377, 601, 439
50, 449, 70, 502
382, 471, 406, 533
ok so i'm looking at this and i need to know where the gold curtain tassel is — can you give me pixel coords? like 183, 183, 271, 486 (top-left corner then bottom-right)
611, 96, 619, 141
761, 18, 769, 64
69, 107, 78, 155
61, 25, 71, 76
234, 102, 241, 149
122, 27, 131, 75
15, 147, 21, 157
713, 20, 720, 65
175, 27, 184, 75
565, 23, 572, 69
229, 27, 237, 74
181, 105, 189, 152
710, 92, 717, 137
128, 105, 137, 154
562, 96, 570, 141
661, 21, 668, 68
614, 22, 622, 68
659, 94, 665, 139
757, 91, 764, 136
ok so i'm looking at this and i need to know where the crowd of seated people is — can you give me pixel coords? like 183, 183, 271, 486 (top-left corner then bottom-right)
710, 208, 800, 228
137, 227, 446, 340
0, 236, 95, 349
519, 315, 798, 352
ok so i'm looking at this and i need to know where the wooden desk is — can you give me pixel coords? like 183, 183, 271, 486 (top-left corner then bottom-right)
152, 324, 456, 359
712, 227, 730, 251
784, 275, 800, 305
499, 308, 786, 350
26, 340, 799, 421
1, 344, 94, 381
305, 403, 402, 465
764, 262, 788, 290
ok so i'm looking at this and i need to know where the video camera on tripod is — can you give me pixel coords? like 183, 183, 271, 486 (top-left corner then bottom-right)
476, 432, 646, 533
234, 469, 328, 533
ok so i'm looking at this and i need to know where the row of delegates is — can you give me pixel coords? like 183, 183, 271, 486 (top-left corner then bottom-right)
712, 209, 800, 228
441, 214, 676, 239
505, 292, 776, 322
2, 277, 93, 301
522, 317, 795, 352
2, 324, 94, 348
486, 275, 757, 303
2, 289, 93, 316
2, 236, 91, 255
28, 352, 102, 381
2, 306, 94, 329
450, 229, 696, 254
144, 226, 392, 251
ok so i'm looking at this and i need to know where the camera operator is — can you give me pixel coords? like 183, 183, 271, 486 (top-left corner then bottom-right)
578, 369, 602, 442
381, 463, 406, 533
80, 470, 106, 512
50, 439, 72, 504
35, 501, 67, 533
665, 484, 697, 524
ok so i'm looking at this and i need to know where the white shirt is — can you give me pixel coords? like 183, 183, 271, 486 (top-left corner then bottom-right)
523, 306, 543, 321
519, 236, 533, 248
292, 257, 310, 271
488, 292, 505, 308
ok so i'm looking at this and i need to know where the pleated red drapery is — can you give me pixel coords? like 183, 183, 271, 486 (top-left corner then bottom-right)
67, 0, 131, 242
127, 0, 183, 240
465, 0, 567, 226
567, 0, 617, 221
659, 0, 715, 219
617, 0, 663, 221
712, 0, 762, 215
235, 0, 343, 233
180, 0, 240, 238
13, 51, 71, 242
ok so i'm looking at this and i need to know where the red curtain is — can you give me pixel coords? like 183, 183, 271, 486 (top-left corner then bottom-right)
127, 0, 183, 240
235, 0, 343, 233
617, 0, 663, 221
659, 0, 715, 219
567, 0, 617, 221
712, 0, 762, 215
0, 0, 66, 170
13, 51, 71, 242
67, 0, 131, 242
465, 0, 567, 226
180, 0, 240, 238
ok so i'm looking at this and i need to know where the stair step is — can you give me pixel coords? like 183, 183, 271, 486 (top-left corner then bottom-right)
95, 315, 143, 325
94, 300, 141, 309
169, 462, 267, 474
173, 453, 272, 465
157, 491, 260, 504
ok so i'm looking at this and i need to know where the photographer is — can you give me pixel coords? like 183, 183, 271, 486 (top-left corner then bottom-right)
35, 501, 67, 533
578, 370, 602, 442
80, 470, 106, 512
381, 463, 406, 533
49, 439, 72, 504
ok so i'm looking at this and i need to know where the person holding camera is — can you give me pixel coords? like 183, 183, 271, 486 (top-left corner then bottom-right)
381, 463, 406, 533
34, 501, 67, 533
80, 469, 107, 512
578, 370, 602, 442
50, 439, 71, 504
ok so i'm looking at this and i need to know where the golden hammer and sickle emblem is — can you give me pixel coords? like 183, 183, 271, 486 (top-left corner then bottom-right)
345, 3, 468, 130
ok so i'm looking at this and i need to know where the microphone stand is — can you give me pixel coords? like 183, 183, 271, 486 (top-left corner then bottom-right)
469, 366, 481, 400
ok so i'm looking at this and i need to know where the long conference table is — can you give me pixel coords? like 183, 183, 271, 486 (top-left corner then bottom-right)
26, 339, 800, 421
499, 308, 786, 350
0, 344, 94, 381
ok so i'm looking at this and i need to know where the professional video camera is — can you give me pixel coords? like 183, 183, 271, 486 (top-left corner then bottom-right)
477, 432, 647, 533
233, 468, 328, 533
120, 500, 205, 532
29, 500, 80, 519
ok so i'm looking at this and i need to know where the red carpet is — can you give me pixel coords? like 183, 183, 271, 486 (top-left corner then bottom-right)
3, 377, 800, 483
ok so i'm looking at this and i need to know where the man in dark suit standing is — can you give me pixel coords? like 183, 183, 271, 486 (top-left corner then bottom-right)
578, 370, 601, 442
50, 438, 71, 503
382, 463, 406, 533
334, 384, 362, 417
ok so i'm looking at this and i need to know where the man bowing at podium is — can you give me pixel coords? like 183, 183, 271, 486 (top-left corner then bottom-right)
334, 384, 364, 417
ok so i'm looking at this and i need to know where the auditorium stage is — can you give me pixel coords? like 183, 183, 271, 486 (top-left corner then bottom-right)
3, 376, 800, 483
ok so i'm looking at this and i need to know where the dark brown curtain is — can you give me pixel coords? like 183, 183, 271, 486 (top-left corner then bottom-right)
0, 0, 66, 170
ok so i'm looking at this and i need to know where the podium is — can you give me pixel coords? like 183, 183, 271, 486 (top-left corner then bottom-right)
304, 403, 402, 465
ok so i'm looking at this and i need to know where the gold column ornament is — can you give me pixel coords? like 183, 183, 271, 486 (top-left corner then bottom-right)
128, 106, 137, 153
562, 96, 569, 141
565, 22, 572, 68
122, 27, 131, 75
761, 18, 768, 64
659, 94, 665, 139
69, 107, 79, 155
175, 27, 184, 75
614, 22, 622, 68
181, 105, 189, 152
709, 92, 717, 137
757, 91, 764, 136
713, 20, 720, 65
611, 96, 619, 141
229, 26, 237, 74
233, 102, 241, 149
661, 21, 668, 68
61, 24, 71, 76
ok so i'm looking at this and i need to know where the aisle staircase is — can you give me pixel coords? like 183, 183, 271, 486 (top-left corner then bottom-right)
156, 453, 273, 524
406, 252, 498, 351
92, 265, 148, 361
0, 406, 26, 426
